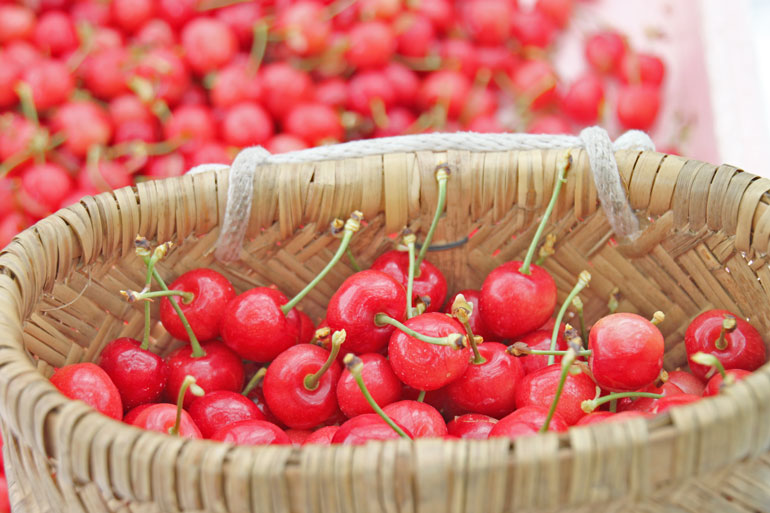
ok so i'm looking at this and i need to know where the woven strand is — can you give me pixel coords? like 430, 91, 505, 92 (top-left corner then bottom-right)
189, 129, 654, 261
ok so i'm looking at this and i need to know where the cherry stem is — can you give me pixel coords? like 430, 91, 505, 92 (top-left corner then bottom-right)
581, 391, 664, 414
15, 83, 39, 127
540, 346, 578, 433
137, 238, 161, 351
346, 247, 361, 272
304, 330, 346, 391
609, 399, 617, 413
608, 288, 620, 314
519, 152, 571, 276
169, 375, 204, 436
535, 233, 557, 266
345, 354, 411, 440
121, 289, 195, 304
374, 313, 465, 349
714, 315, 736, 351
452, 294, 486, 364
282, 212, 363, 315
650, 311, 665, 326
572, 296, 587, 348
242, 367, 267, 396
548, 271, 591, 365
416, 390, 426, 402
248, 20, 269, 73
370, 97, 389, 128
414, 165, 450, 271
404, 232, 417, 318
507, 344, 591, 357
690, 351, 727, 379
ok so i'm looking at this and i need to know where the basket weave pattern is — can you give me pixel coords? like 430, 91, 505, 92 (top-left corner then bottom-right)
0, 149, 769, 512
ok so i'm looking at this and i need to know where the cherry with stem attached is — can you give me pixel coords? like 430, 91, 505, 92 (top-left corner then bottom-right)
132, 374, 203, 438
451, 294, 485, 365
539, 340, 579, 432
374, 312, 465, 348
548, 271, 591, 364
581, 390, 664, 414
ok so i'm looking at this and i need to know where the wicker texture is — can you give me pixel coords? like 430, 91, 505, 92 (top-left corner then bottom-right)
0, 148, 769, 512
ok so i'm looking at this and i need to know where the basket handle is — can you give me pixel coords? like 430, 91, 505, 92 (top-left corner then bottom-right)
189, 128, 654, 262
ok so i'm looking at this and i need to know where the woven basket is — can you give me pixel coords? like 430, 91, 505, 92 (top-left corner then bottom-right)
0, 146, 769, 513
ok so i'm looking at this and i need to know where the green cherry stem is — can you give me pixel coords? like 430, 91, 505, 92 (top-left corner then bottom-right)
416, 390, 426, 402
346, 247, 361, 272
519, 151, 571, 276
281, 212, 363, 315
714, 315, 737, 351
548, 271, 591, 365
690, 351, 727, 380
572, 296, 587, 348
304, 330, 346, 391
581, 391, 664, 414
540, 345, 578, 433
121, 289, 195, 303
374, 313, 465, 349
169, 375, 204, 436
452, 294, 486, 364
403, 231, 417, 318
345, 354, 411, 439
414, 164, 450, 271
242, 367, 267, 396
608, 287, 620, 314
535, 233, 556, 266
15, 82, 39, 126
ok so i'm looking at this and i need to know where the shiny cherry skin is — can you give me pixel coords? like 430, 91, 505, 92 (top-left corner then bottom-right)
573, 410, 650, 427
221, 287, 301, 362
517, 328, 568, 375
618, 381, 683, 413
331, 414, 413, 445
123, 403, 156, 425
388, 312, 469, 391
211, 420, 290, 445
98, 337, 168, 411
326, 270, 407, 355
166, 341, 244, 408
444, 342, 524, 418
685, 309, 766, 380
704, 369, 751, 397
297, 310, 316, 345
247, 385, 284, 427
666, 370, 706, 397
263, 344, 341, 429
446, 413, 497, 439
479, 261, 557, 339
131, 404, 201, 439
488, 405, 569, 439
51, 363, 123, 420
303, 425, 339, 445
443, 289, 493, 340
382, 400, 447, 438
160, 268, 235, 343
336, 353, 402, 418
653, 394, 701, 414
371, 250, 447, 312
515, 364, 596, 425
589, 313, 664, 392
188, 390, 265, 438
285, 429, 313, 446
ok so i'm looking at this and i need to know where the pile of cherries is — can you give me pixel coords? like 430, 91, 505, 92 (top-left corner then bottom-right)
49, 155, 768, 446
0, 0, 669, 249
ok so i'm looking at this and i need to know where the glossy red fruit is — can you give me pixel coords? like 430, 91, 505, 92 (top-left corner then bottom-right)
685, 310, 766, 380
0, 54, 21, 108
188, 390, 264, 438
666, 370, 706, 397
616, 84, 661, 130
22, 59, 75, 110
131, 403, 201, 438
337, 353, 402, 418
164, 105, 216, 152
331, 414, 413, 445
589, 313, 664, 392
704, 369, 751, 397
618, 381, 683, 413
326, 270, 407, 355
303, 425, 339, 445
159, 268, 235, 343
277, 1, 330, 56
33, 11, 77, 56
536, 0, 574, 28
382, 400, 447, 438
346, 70, 397, 116
585, 31, 626, 74
0, 5, 36, 44
221, 287, 301, 362
346, 21, 396, 69
517, 329, 568, 375
81, 48, 130, 100
51, 363, 123, 420
418, 70, 471, 119
447, 413, 497, 439
211, 420, 290, 445
221, 102, 274, 147
51, 101, 113, 158
619, 53, 665, 86
284, 103, 344, 145
98, 337, 168, 411
371, 250, 447, 312
562, 74, 604, 125
388, 313, 469, 391
263, 344, 342, 429
132, 48, 190, 106
0, 474, 8, 513
573, 410, 650, 427
394, 13, 435, 58
462, 0, 511, 46
260, 63, 314, 120
445, 342, 524, 417
111, 0, 154, 33
510, 9, 557, 48
20, 163, 73, 218
166, 341, 244, 408
297, 311, 316, 345
479, 261, 557, 339
123, 403, 156, 425
181, 17, 237, 75
515, 364, 596, 425
210, 61, 262, 109
284, 429, 312, 446
653, 394, 701, 414
488, 405, 569, 439
266, 134, 309, 154
511, 60, 558, 110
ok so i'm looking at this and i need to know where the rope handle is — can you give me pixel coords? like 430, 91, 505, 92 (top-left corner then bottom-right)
188, 127, 655, 262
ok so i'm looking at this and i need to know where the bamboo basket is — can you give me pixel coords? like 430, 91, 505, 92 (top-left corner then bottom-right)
0, 146, 769, 513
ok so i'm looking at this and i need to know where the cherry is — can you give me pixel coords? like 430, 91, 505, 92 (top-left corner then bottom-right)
303, 425, 339, 445
157, 0, 197, 29
371, 251, 447, 313
132, 376, 203, 438
573, 410, 649, 427
619, 53, 665, 86
653, 394, 701, 414
373, 107, 418, 137
266, 134, 308, 153
211, 420, 290, 446
395, 13, 435, 58
382, 400, 447, 438
51, 101, 113, 158
616, 84, 661, 130
181, 18, 237, 75
0, 5, 36, 44
221, 102, 274, 148
337, 353, 402, 418
81, 48, 130, 100
0, 54, 21, 109
186, 142, 231, 168
111, 0, 155, 33
20, 163, 73, 218
536, 0, 574, 28
98, 337, 168, 411
135, 19, 176, 47
123, 403, 156, 425
562, 73, 604, 125
188, 390, 265, 438
284, 103, 344, 145
440, 39, 479, 77
166, 341, 244, 408
511, 59, 558, 110
22, 59, 75, 110
260, 63, 314, 121
210, 61, 263, 109
510, 9, 557, 49
418, 70, 471, 119
132, 47, 190, 107
666, 370, 706, 397
277, 1, 330, 57
315, 78, 348, 109
164, 105, 216, 152
346, 21, 396, 70
515, 363, 596, 426
51, 362, 123, 420
346, 70, 397, 117
446, 413, 497, 439
515, 329, 568, 375
685, 310, 766, 380
488, 405, 569, 440
616, 382, 681, 414
461, 0, 511, 46
33, 10, 77, 57
297, 310, 316, 345
585, 31, 626, 74
331, 414, 413, 445
705, 369, 751, 397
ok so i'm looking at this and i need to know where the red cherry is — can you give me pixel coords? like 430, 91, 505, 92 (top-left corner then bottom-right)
166, 341, 244, 408
346, 21, 396, 69
188, 390, 264, 438
297, 311, 316, 345
315, 78, 348, 109
462, 0, 511, 46
511, 59, 558, 110
418, 70, 471, 119
131, 403, 201, 438
616, 84, 661, 130
0, 475, 9, 513
135, 19, 176, 47
440, 39, 479, 77
81, 48, 130, 100
653, 394, 701, 414
157, 0, 198, 29
285, 429, 313, 446
326, 270, 406, 355
159, 268, 235, 343
0, 5, 36, 44
98, 337, 168, 411
480, 261, 557, 339
388, 312, 469, 391
510, 9, 557, 48
371, 250, 447, 312
263, 344, 342, 429
212, 420, 290, 446
394, 13, 435, 58
215, 2, 263, 47
132, 48, 190, 106
337, 353, 402, 418
0, 115, 35, 162
123, 403, 156, 425
111, 0, 155, 33
562, 73, 604, 125
517, 329, 568, 375
266, 134, 309, 154
589, 313, 664, 392
346, 70, 397, 117
303, 425, 339, 445
181, 17, 237, 75
446, 413, 497, 439
210, 61, 263, 109
164, 105, 216, 152
221, 102, 274, 148
0, 213, 29, 248
383, 63, 420, 107
186, 142, 232, 168
573, 410, 649, 427
22, 59, 75, 110
0, 54, 21, 108
528, 114, 572, 135
382, 400, 447, 438
33, 10, 77, 56
536, 0, 574, 28
619, 53, 665, 86
284, 103, 344, 145
515, 364, 596, 425
666, 370, 705, 397
260, 63, 314, 120
685, 310, 766, 380
331, 414, 413, 445
445, 342, 524, 418
704, 369, 751, 397
488, 405, 569, 439
51, 363, 123, 420
585, 31, 626, 74
51, 101, 113, 158
20, 163, 73, 218
277, 1, 331, 57
617, 382, 683, 413
373, 107, 418, 138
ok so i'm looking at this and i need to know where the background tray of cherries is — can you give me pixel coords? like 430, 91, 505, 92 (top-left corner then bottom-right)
49, 153, 768, 446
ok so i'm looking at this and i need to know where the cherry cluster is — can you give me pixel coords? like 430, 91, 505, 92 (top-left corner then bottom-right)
0, 0, 667, 250
49, 156, 767, 446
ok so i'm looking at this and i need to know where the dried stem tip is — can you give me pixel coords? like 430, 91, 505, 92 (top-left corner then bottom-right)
507, 342, 531, 356
651, 311, 665, 325
344, 353, 364, 374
